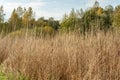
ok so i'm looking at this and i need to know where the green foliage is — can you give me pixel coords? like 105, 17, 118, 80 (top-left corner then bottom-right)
0, 71, 28, 80
7, 26, 55, 38
22, 7, 35, 28
0, 71, 7, 80
0, 6, 5, 34
8, 29, 25, 38
8, 9, 22, 32
113, 5, 120, 32
48, 17, 60, 30
44, 26, 55, 34
35, 26, 55, 36
36, 17, 60, 30
0, 6, 5, 23
60, 9, 77, 32
82, 7, 112, 32
0, 1, 120, 36
36, 17, 46, 27
0, 67, 27, 80
7, 73, 27, 80
60, 1, 113, 34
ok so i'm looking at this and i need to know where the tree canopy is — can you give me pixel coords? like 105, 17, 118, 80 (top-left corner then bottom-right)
0, 1, 120, 36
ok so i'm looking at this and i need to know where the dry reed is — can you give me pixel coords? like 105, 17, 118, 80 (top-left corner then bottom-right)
0, 32, 120, 80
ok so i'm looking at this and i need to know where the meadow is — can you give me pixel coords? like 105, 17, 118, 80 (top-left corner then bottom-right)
0, 31, 119, 80
0, 1, 120, 80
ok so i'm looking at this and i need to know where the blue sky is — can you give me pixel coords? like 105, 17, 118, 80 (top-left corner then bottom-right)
0, 0, 120, 20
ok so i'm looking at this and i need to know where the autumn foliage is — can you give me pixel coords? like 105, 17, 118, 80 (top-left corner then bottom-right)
0, 1, 120, 80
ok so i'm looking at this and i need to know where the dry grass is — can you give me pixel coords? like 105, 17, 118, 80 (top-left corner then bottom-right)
0, 32, 120, 80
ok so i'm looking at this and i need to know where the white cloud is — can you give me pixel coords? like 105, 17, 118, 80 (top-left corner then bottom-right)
0, 0, 113, 20
0, 0, 47, 20
4, 1, 46, 10
0, 0, 63, 20
36, 10, 64, 20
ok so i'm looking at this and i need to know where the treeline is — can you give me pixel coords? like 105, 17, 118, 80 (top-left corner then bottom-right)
0, 1, 120, 36
0, 6, 60, 36
60, 1, 119, 33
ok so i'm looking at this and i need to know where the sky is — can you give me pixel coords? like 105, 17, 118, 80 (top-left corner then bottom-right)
0, 0, 120, 20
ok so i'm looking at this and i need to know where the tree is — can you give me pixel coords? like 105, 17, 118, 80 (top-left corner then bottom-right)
16, 6, 24, 17
22, 7, 35, 28
93, 1, 99, 8
105, 5, 113, 12
48, 17, 54, 27
48, 17, 59, 30
82, 8, 98, 32
97, 7, 103, 15
0, 6, 5, 23
0, 6, 5, 33
60, 9, 76, 32
16, 6, 24, 28
36, 17, 46, 27
101, 5, 113, 30
82, 5, 112, 33
8, 9, 20, 32
113, 5, 120, 31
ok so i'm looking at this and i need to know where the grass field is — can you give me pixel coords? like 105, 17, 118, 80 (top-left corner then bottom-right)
0, 32, 120, 80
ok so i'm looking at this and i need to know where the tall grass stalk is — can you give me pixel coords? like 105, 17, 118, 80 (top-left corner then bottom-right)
0, 31, 120, 80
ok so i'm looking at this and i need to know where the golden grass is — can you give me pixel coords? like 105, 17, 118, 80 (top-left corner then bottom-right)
0, 32, 120, 80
